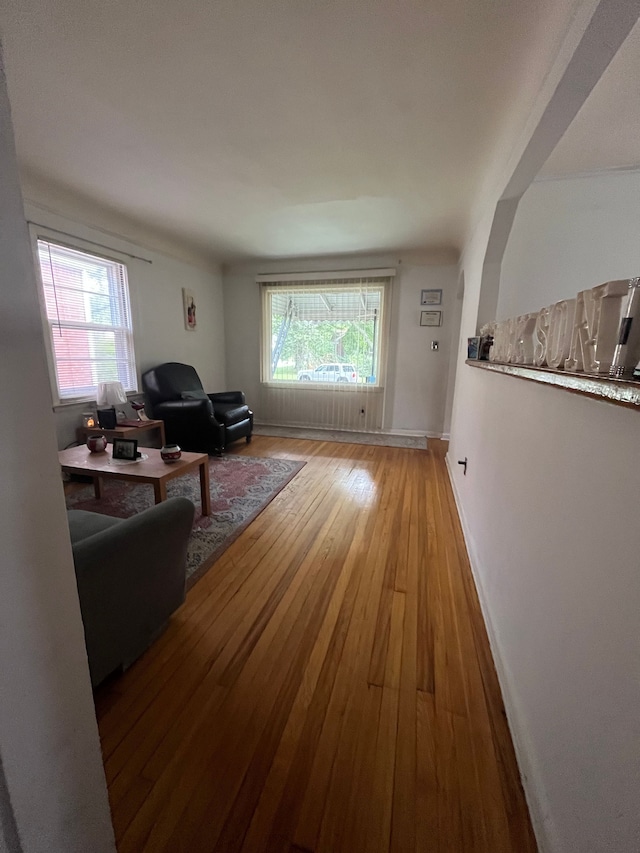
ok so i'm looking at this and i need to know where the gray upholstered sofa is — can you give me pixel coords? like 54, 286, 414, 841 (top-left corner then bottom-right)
68, 497, 195, 687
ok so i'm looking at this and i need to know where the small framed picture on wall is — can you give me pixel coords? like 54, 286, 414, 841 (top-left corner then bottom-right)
420, 289, 442, 306
183, 288, 197, 331
420, 310, 442, 327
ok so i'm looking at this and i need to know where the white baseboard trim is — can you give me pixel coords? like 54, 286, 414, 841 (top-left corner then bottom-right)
444, 453, 554, 853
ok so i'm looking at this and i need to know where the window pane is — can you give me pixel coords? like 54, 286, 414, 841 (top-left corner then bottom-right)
37, 240, 137, 401
266, 283, 385, 385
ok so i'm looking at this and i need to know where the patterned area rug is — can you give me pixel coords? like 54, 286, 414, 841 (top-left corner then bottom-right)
66, 455, 305, 589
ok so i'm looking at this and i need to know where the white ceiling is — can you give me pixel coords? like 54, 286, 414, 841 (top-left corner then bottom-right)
541, 19, 640, 177
2, 0, 581, 262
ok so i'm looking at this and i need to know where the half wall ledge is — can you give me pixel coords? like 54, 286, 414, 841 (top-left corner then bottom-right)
465, 360, 640, 411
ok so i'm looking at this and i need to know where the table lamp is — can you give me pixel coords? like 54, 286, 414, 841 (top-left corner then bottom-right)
96, 381, 127, 429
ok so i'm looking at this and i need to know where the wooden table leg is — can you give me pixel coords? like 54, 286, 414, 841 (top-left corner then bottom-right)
153, 480, 168, 504
199, 460, 211, 516
94, 477, 103, 499
158, 421, 166, 446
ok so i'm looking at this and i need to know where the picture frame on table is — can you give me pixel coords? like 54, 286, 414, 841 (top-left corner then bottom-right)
420, 289, 442, 306
420, 310, 442, 327
112, 438, 139, 461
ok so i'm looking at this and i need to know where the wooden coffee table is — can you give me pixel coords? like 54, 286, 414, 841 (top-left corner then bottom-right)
59, 446, 211, 516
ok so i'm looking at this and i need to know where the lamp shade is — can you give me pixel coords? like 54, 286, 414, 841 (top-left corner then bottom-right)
96, 381, 127, 406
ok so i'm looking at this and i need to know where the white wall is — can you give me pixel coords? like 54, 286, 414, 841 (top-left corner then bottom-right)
498, 170, 640, 318
223, 252, 459, 437
0, 47, 115, 853
23, 203, 226, 449
442, 274, 465, 438
448, 170, 640, 853
388, 264, 457, 433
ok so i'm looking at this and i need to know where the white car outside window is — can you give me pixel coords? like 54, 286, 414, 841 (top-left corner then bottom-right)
297, 363, 358, 383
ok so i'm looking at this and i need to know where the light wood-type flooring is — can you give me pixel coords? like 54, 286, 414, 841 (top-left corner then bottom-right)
94, 437, 537, 853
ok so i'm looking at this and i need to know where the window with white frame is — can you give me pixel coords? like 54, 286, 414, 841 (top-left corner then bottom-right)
36, 239, 137, 404
260, 274, 391, 386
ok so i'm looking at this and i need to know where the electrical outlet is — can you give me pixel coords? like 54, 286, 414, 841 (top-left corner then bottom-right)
431, 340, 439, 351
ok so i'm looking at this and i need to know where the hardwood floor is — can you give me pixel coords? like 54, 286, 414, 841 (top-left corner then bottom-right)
94, 436, 537, 853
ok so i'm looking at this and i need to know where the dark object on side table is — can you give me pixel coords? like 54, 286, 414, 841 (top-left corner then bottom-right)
142, 362, 253, 455
97, 407, 118, 429
68, 496, 195, 687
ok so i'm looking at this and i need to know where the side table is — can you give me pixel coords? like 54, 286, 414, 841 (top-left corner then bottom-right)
76, 419, 166, 448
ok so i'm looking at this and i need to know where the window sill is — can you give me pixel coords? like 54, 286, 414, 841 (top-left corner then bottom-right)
52, 391, 141, 412
53, 398, 98, 411
262, 381, 383, 391
465, 360, 640, 410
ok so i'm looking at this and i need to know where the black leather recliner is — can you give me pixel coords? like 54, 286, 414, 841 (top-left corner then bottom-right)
142, 362, 253, 455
